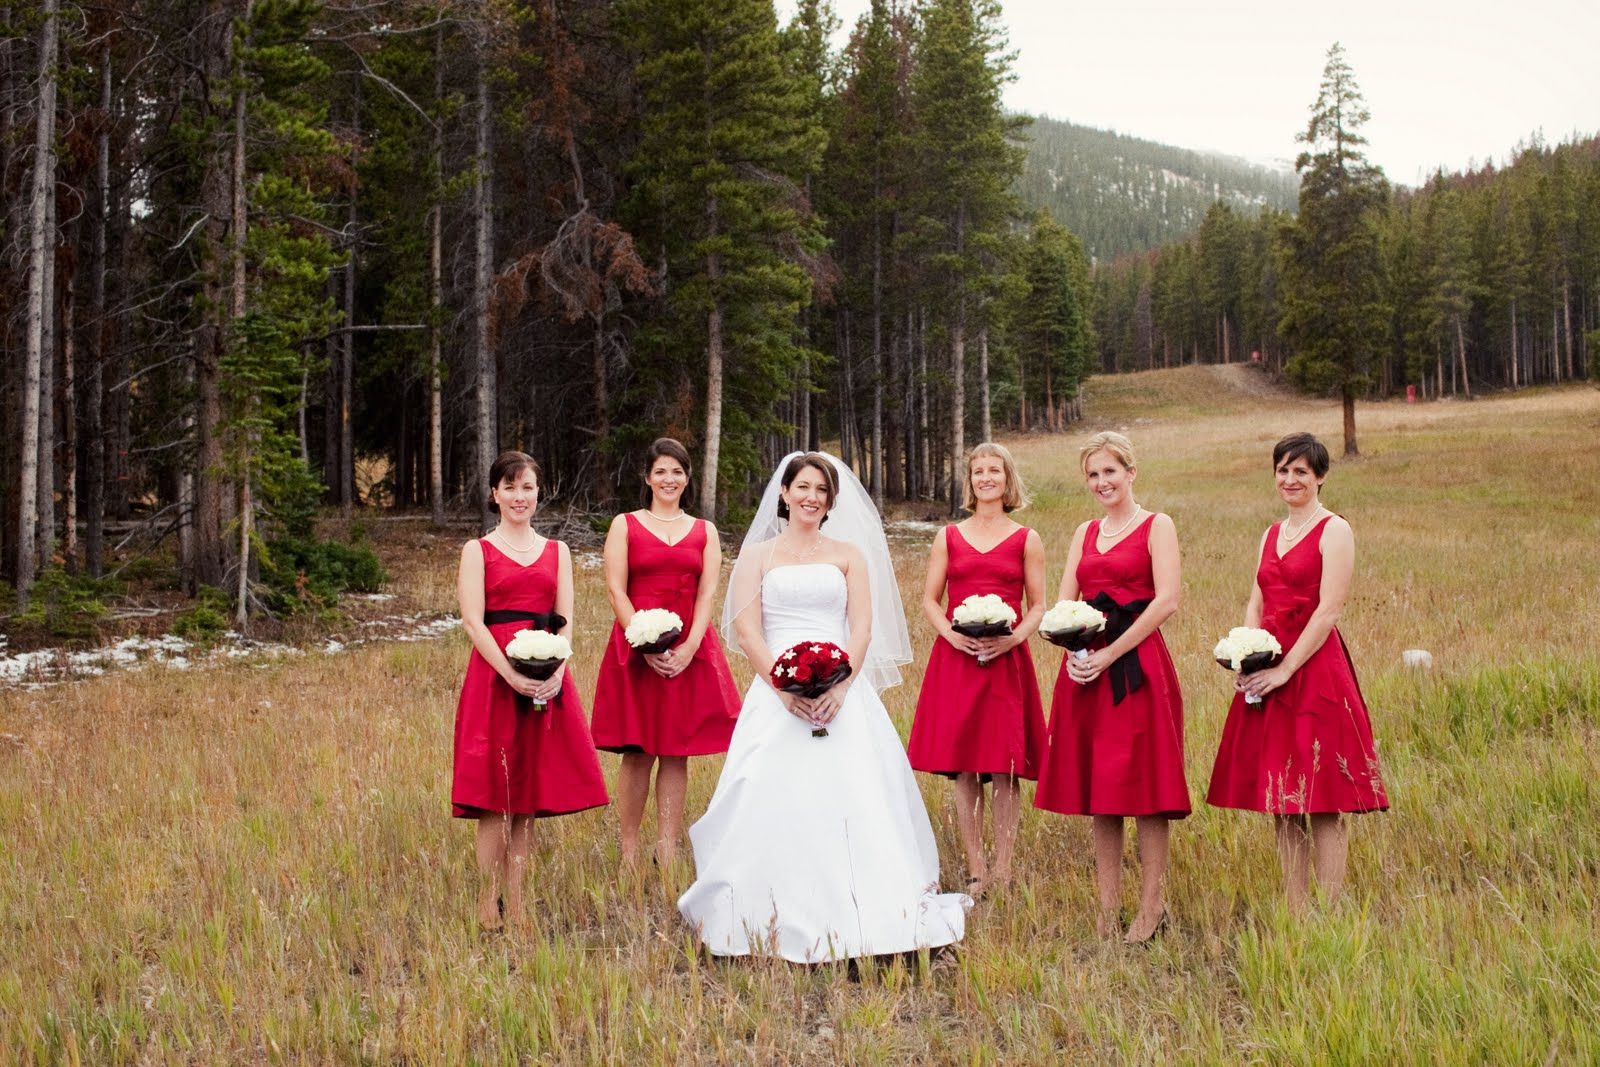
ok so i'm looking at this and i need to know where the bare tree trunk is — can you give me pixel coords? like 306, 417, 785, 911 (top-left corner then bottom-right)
85, 44, 110, 577
340, 192, 357, 517
838, 311, 854, 470
1455, 314, 1470, 400
472, 47, 496, 528
1341, 386, 1358, 457
16, 0, 58, 602
978, 326, 991, 445
870, 168, 884, 504
61, 239, 77, 573
428, 22, 446, 524
36, 103, 58, 578
232, 5, 253, 629
701, 183, 724, 520
918, 306, 930, 498
1563, 273, 1574, 381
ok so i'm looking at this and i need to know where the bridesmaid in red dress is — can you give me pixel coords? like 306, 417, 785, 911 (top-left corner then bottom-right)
592, 438, 740, 867
1207, 432, 1387, 914
1034, 431, 1188, 943
452, 451, 610, 930
908, 443, 1047, 896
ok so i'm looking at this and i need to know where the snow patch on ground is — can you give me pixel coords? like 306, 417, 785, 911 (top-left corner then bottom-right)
1, 610, 461, 690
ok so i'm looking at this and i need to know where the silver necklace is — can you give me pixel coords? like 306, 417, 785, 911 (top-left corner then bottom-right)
1281, 504, 1325, 542
1098, 505, 1143, 541
780, 533, 824, 560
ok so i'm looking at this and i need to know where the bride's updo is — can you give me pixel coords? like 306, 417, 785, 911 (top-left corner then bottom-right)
776, 452, 839, 526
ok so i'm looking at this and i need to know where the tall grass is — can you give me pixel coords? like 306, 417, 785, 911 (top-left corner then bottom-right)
2, 378, 1598, 1063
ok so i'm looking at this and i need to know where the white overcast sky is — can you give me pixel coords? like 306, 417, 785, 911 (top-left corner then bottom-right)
782, 0, 1600, 187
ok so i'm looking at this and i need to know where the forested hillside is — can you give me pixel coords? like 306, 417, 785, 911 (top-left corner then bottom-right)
1014, 115, 1299, 260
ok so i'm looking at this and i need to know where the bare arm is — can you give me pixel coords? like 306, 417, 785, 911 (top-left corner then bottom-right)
810, 547, 873, 726
602, 514, 634, 626
732, 543, 776, 679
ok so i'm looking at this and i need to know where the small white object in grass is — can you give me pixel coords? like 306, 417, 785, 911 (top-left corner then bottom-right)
1402, 649, 1433, 669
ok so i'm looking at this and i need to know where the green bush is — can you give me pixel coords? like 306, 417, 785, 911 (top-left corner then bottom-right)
261, 535, 388, 614
11, 568, 121, 639
171, 586, 232, 642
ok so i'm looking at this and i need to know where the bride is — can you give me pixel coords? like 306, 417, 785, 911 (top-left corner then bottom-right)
677, 451, 970, 962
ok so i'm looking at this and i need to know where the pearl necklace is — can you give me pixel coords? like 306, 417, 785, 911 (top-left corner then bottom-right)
496, 530, 539, 554
643, 508, 688, 523
1098, 506, 1143, 541
1281, 504, 1326, 542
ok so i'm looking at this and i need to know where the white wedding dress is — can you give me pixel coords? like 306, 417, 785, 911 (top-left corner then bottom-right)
677, 563, 970, 962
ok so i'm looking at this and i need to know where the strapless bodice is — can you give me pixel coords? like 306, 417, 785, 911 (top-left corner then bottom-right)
761, 564, 849, 653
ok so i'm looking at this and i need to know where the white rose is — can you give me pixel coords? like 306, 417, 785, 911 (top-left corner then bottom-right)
625, 608, 684, 647
505, 629, 573, 661
1041, 599, 1107, 635
1215, 626, 1282, 670
952, 593, 1018, 627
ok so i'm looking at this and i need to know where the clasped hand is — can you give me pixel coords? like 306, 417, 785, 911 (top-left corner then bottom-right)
779, 681, 850, 730
645, 642, 696, 679
505, 670, 563, 703
1237, 664, 1291, 700
945, 631, 1014, 661
1067, 648, 1114, 685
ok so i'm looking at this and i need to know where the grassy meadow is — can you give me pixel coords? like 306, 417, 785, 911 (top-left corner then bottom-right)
3, 367, 1598, 1063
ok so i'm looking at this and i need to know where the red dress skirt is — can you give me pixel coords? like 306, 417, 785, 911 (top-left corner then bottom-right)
1206, 517, 1387, 814
450, 539, 610, 819
1034, 515, 1190, 818
907, 525, 1047, 780
591, 515, 740, 756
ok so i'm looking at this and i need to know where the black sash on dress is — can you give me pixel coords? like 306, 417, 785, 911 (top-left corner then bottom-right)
1086, 591, 1153, 705
482, 609, 566, 631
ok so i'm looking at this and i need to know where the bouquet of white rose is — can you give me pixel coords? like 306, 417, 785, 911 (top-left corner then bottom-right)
1213, 626, 1283, 705
505, 628, 573, 712
624, 608, 684, 655
1039, 599, 1108, 660
950, 593, 1019, 666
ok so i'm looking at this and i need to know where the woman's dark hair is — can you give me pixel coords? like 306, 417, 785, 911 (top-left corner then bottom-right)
487, 450, 541, 514
646, 437, 693, 478
776, 452, 837, 526
1272, 433, 1330, 478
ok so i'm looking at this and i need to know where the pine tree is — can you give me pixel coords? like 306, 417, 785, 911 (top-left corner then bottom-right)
1277, 42, 1388, 456
622, 0, 826, 519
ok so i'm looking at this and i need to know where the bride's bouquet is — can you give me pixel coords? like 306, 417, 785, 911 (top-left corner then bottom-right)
951, 594, 1018, 666
624, 608, 683, 655
1213, 627, 1284, 705
505, 626, 573, 712
1039, 599, 1108, 661
770, 641, 853, 737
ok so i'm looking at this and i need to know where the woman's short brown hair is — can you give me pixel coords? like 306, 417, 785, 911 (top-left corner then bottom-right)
776, 452, 838, 526
487, 450, 541, 513
963, 442, 1029, 513
1272, 432, 1330, 478
646, 437, 692, 477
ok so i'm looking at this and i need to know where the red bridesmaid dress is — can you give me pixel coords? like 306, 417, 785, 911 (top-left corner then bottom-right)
1034, 515, 1190, 818
591, 515, 740, 756
907, 525, 1047, 780
1206, 517, 1387, 814
450, 539, 610, 819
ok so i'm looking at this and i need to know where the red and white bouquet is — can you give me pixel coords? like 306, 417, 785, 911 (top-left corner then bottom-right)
1213, 627, 1283, 705
951, 594, 1018, 666
770, 641, 853, 737
624, 608, 683, 655
1039, 599, 1108, 661
505, 627, 573, 712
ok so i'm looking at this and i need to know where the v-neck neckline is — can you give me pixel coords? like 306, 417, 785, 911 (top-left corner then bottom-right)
953, 523, 1025, 555
630, 511, 698, 549
483, 536, 550, 569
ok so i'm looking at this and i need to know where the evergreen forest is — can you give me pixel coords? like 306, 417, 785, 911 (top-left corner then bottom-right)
2, 4, 1595, 624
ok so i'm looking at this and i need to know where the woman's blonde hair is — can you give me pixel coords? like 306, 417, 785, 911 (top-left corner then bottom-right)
1079, 431, 1136, 474
963, 442, 1029, 513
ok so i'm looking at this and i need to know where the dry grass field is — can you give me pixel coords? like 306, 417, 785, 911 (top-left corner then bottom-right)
3, 368, 1598, 1064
